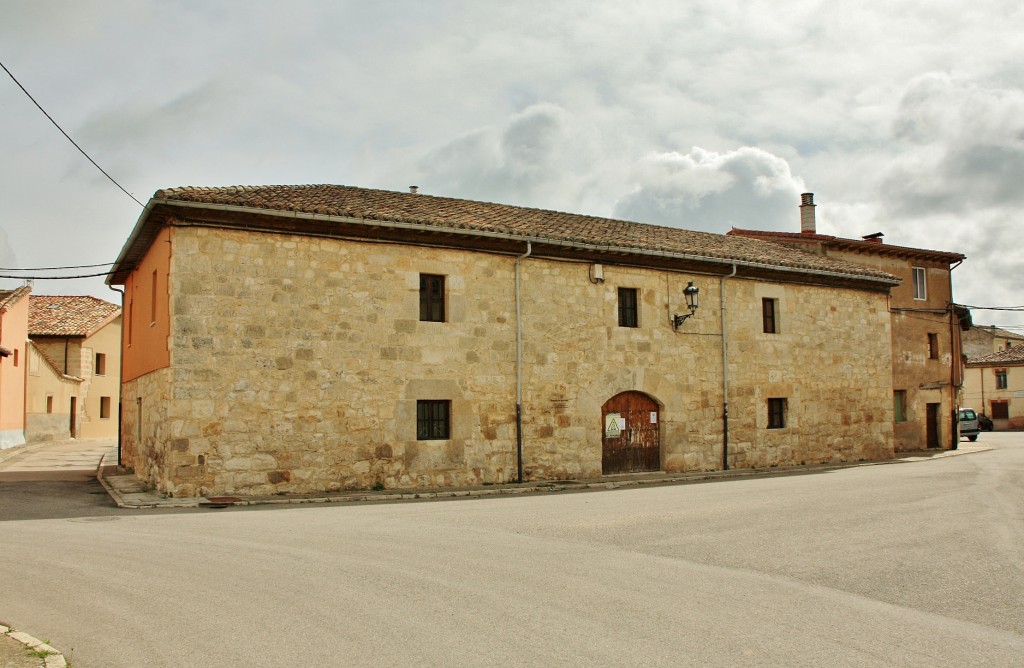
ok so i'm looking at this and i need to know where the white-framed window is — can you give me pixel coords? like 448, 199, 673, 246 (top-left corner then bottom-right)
912, 266, 927, 301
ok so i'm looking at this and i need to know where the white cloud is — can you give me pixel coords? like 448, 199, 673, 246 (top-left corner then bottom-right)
613, 147, 806, 233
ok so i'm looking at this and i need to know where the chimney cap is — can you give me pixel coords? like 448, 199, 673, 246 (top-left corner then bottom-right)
409, 185, 419, 194
800, 193, 815, 206
862, 232, 884, 243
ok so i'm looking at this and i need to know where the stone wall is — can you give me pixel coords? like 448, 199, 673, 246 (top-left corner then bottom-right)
126, 225, 895, 497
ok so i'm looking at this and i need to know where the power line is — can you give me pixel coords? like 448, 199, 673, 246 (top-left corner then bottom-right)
0, 59, 144, 208
0, 271, 113, 280
0, 262, 113, 271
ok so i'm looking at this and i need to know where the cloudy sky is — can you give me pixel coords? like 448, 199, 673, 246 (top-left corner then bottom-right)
2, 0, 1023, 328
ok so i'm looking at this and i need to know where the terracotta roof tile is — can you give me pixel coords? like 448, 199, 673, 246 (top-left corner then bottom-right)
29, 295, 121, 337
149, 185, 899, 282
967, 346, 1024, 365
0, 285, 31, 311
728, 227, 964, 262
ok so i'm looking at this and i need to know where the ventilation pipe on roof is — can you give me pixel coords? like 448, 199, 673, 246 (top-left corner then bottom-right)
800, 193, 816, 234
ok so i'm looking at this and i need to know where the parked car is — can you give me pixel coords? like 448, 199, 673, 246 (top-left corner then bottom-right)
979, 414, 994, 431
958, 408, 981, 442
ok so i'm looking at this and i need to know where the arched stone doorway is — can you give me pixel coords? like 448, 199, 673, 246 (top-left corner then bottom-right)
601, 391, 660, 474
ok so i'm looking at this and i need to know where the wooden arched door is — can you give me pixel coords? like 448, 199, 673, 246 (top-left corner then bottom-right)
601, 392, 660, 474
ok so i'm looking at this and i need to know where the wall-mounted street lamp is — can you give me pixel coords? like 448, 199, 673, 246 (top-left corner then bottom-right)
673, 282, 700, 329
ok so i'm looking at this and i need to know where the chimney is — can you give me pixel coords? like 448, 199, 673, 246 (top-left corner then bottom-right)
799, 193, 816, 234
409, 185, 419, 194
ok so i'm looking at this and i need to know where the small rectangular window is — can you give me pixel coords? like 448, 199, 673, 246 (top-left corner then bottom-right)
100, 396, 111, 419
151, 269, 158, 324
928, 333, 939, 359
894, 390, 907, 422
95, 352, 107, 376
417, 400, 451, 440
768, 398, 787, 429
618, 288, 639, 328
46, 396, 53, 414
762, 298, 778, 334
419, 274, 446, 322
991, 401, 1009, 420
912, 266, 927, 300
996, 369, 1008, 390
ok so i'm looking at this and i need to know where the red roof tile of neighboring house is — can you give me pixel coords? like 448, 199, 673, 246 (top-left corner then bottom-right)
728, 227, 964, 263
29, 295, 121, 337
0, 285, 31, 312
109, 184, 901, 287
966, 346, 1024, 366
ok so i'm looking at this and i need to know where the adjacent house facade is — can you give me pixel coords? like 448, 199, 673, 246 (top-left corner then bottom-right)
108, 185, 901, 498
962, 325, 1024, 360
27, 295, 122, 441
963, 347, 1024, 429
0, 285, 31, 449
729, 193, 968, 451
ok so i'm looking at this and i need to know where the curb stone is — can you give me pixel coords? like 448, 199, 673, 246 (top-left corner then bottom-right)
1, 624, 68, 668
96, 443, 994, 510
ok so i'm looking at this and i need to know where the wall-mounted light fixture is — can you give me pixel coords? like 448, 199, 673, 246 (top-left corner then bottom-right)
673, 282, 700, 328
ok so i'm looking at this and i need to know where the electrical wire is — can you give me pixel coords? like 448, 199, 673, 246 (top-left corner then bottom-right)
0, 262, 114, 271
0, 59, 144, 208
0, 271, 113, 280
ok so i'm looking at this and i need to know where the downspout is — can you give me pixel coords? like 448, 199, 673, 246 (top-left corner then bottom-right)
948, 259, 963, 450
514, 241, 532, 484
721, 264, 738, 470
109, 285, 125, 467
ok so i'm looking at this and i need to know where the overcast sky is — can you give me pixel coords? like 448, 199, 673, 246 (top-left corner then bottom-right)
2, 0, 1022, 328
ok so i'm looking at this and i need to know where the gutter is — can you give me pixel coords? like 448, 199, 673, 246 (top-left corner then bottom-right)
948, 259, 963, 450
514, 241, 532, 484
108, 199, 901, 289
109, 285, 125, 467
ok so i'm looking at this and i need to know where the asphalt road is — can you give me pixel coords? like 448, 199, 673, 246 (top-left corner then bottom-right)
1, 435, 1023, 667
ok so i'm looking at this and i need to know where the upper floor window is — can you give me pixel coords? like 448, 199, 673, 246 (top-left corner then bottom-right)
928, 333, 939, 359
996, 369, 1008, 390
618, 288, 638, 328
912, 266, 927, 300
419, 274, 446, 322
762, 298, 778, 334
95, 352, 107, 376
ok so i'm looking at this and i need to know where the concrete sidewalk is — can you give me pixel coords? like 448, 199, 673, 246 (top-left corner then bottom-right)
96, 443, 994, 509
0, 623, 67, 668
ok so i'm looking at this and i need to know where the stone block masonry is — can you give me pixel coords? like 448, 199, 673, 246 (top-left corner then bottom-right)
120, 224, 894, 497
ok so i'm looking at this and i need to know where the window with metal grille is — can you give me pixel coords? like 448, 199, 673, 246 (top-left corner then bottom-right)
762, 298, 778, 334
417, 400, 451, 440
618, 288, 638, 327
894, 390, 907, 422
912, 266, 927, 300
768, 398, 787, 429
991, 401, 1009, 420
996, 369, 1008, 389
419, 274, 445, 322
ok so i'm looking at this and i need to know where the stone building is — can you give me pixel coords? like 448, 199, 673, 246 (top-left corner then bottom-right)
0, 285, 31, 449
730, 194, 969, 451
963, 346, 1024, 429
962, 324, 1024, 360
27, 296, 122, 441
108, 185, 900, 497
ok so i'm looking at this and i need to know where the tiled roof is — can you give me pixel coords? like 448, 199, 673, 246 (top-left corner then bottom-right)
0, 285, 31, 311
728, 227, 965, 263
967, 346, 1024, 365
141, 185, 899, 283
974, 325, 1024, 341
29, 295, 121, 337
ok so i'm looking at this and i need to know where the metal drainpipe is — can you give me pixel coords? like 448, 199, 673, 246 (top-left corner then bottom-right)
721, 264, 737, 470
514, 241, 532, 484
109, 286, 125, 467
948, 260, 962, 450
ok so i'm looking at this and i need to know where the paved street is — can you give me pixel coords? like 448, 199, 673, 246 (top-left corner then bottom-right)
1, 435, 1023, 667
